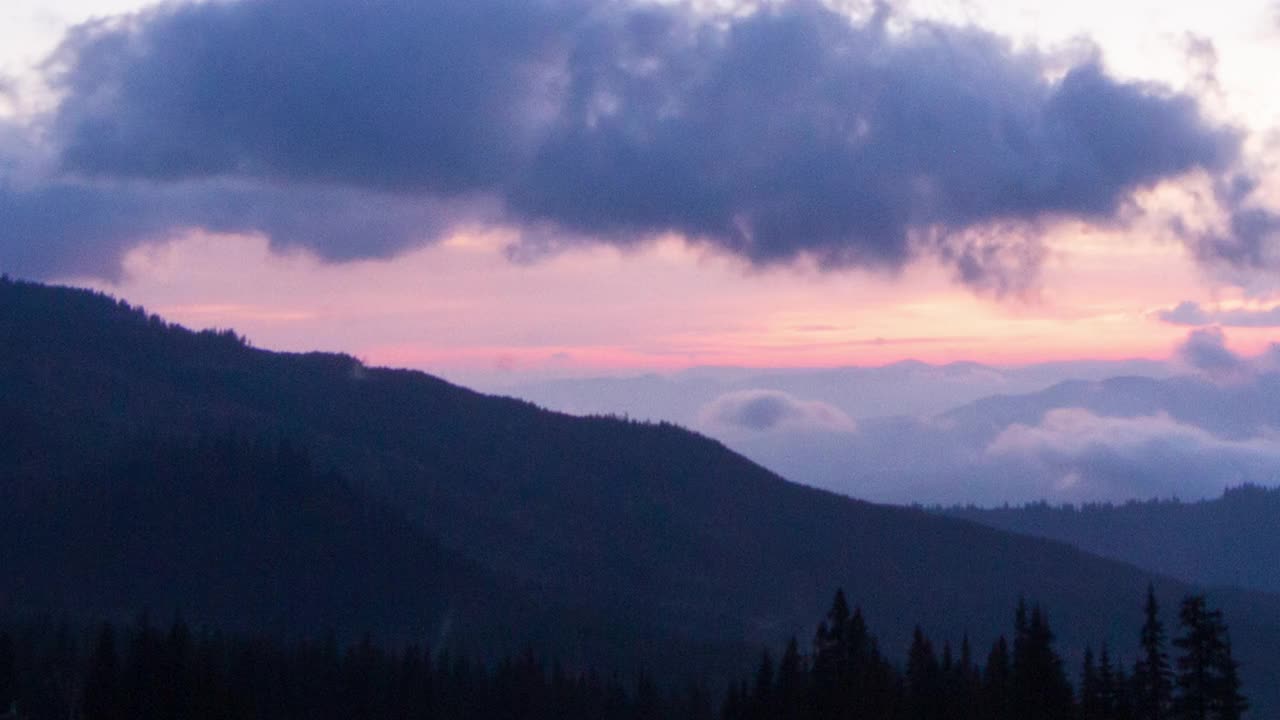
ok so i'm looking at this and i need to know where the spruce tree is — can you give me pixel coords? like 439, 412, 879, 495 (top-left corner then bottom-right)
82, 624, 121, 720
811, 589, 851, 717
749, 650, 774, 720
774, 637, 806, 720
1211, 636, 1247, 720
953, 634, 980, 720
1172, 595, 1218, 720
0, 630, 12, 715
1133, 584, 1173, 720
1172, 595, 1247, 720
1098, 644, 1119, 720
1012, 604, 1075, 720
1081, 646, 1103, 720
983, 636, 1012, 720
906, 626, 941, 720
1115, 665, 1136, 720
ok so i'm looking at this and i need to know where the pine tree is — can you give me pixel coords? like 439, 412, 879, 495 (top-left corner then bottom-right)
1172, 595, 1247, 720
953, 634, 980, 720
0, 630, 12, 715
1098, 644, 1119, 720
1172, 595, 1219, 720
1133, 585, 1173, 720
1012, 604, 1075, 720
1081, 646, 1103, 720
906, 626, 941, 720
811, 589, 851, 718
1210, 636, 1247, 720
82, 624, 121, 720
774, 637, 806, 720
1116, 664, 1137, 720
749, 650, 774, 720
983, 636, 1012, 720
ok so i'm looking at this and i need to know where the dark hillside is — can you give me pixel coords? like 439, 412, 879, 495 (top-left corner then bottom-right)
2, 277, 1278, 714
943, 484, 1280, 595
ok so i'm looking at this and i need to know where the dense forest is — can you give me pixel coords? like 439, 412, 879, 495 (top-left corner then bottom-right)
0, 588, 1245, 720
941, 486, 1280, 595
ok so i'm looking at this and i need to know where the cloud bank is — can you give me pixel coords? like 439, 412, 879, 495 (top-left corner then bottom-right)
0, 0, 1248, 287
986, 407, 1280, 499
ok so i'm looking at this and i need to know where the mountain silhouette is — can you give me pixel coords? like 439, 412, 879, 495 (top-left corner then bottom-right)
2, 277, 1279, 714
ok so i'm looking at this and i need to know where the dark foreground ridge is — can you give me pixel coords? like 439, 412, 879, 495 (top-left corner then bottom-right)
0, 277, 1276, 715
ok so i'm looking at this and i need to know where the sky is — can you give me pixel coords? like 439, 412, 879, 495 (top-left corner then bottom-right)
3, 0, 1280, 388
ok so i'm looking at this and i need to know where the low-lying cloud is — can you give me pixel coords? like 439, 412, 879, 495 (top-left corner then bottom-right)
986, 407, 1280, 500
0, 0, 1249, 288
699, 389, 856, 433
987, 407, 1278, 459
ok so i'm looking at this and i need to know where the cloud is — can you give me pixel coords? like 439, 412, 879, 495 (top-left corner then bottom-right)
1158, 300, 1280, 327
699, 389, 856, 433
0, 173, 475, 279
1157, 301, 1212, 326
0, 0, 1240, 287
987, 407, 1264, 457
985, 407, 1280, 499
1186, 197, 1280, 271
1176, 326, 1249, 379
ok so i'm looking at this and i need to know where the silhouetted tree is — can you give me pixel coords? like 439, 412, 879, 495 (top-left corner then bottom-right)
1211, 636, 1247, 720
1011, 602, 1074, 720
983, 636, 1013, 720
81, 624, 121, 720
1081, 647, 1104, 720
906, 627, 942, 720
1134, 585, 1174, 720
951, 634, 980, 720
0, 631, 12, 716
1097, 644, 1123, 720
773, 637, 806, 720
1172, 595, 1247, 720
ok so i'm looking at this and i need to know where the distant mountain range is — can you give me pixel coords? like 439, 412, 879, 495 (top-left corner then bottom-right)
491, 357, 1175, 427
3, 277, 1279, 714
493, 353, 1280, 506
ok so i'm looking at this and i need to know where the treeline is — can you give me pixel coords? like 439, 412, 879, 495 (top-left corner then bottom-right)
0, 617, 715, 720
724, 587, 1246, 720
0, 588, 1247, 720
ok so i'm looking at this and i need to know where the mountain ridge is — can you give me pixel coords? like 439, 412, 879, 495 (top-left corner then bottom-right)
2, 277, 1278, 713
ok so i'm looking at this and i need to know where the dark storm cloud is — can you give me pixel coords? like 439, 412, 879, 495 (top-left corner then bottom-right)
0, 176, 467, 279
0, 0, 1244, 283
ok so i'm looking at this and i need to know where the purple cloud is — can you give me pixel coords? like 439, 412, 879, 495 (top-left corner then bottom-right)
0, 0, 1244, 288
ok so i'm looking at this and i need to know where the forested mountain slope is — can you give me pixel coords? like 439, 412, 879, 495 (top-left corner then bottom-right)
2, 277, 1278, 714
943, 484, 1280, 595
